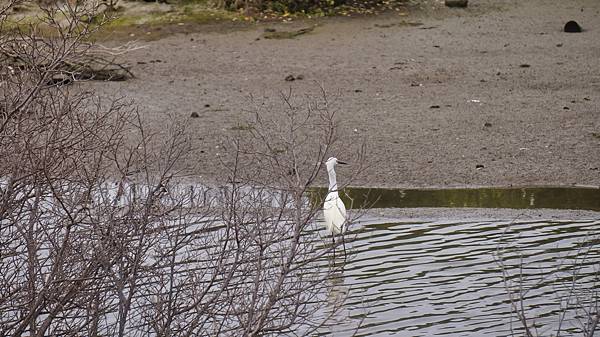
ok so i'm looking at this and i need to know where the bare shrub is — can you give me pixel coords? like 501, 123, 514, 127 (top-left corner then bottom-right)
1, 2, 366, 336
209, 89, 366, 335
496, 226, 600, 337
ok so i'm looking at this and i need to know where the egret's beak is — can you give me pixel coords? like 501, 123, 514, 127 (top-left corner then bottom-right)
337, 160, 348, 165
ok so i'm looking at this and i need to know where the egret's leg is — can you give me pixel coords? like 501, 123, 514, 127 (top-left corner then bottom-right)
332, 235, 336, 260
342, 234, 347, 263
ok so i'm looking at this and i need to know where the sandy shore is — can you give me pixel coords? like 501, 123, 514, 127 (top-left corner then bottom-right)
90, 0, 600, 189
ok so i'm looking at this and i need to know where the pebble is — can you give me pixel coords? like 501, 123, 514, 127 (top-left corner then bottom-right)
445, 0, 468, 8
564, 20, 582, 33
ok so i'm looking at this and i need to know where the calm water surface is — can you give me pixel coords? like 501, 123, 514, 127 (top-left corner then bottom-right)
321, 217, 600, 336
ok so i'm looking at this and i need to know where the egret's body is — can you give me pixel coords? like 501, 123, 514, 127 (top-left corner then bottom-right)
323, 157, 347, 235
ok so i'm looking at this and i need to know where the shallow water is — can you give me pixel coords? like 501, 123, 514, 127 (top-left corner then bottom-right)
321, 217, 600, 336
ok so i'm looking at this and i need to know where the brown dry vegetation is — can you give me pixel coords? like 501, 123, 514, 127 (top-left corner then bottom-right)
0, 1, 367, 335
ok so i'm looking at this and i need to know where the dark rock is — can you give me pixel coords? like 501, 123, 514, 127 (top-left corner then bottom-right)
484, 122, 492, 127
47, 76, 72, 86
430, 105, 440, 109
354, 89, 363, 93
475, 164, 485, 169
190, 112, 199, 118
284, 75, 295, 81
556, 43, 563, 47
564, 20, 582, 33
204, 104, 210, 108
519, 64, 530, 68
445, 0, 468, 8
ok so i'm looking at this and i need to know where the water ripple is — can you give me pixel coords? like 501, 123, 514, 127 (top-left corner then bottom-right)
326, 218, 600, 336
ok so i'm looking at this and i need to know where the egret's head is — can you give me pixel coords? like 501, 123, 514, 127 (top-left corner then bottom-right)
325, 157, 348, 170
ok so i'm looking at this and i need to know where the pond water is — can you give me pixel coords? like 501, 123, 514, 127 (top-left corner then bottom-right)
315, 187, 600, 336
322, 217, 599, 336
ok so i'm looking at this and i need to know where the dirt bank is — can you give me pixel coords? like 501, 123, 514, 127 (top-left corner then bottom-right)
89, 0, 600, 189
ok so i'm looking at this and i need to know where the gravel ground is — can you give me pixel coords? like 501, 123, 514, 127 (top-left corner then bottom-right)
90, 0, 600, 189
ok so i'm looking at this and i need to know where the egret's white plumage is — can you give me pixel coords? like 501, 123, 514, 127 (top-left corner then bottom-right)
323, 157, 347, 234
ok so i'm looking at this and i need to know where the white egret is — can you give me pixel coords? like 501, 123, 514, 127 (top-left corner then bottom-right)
323, 157, 348, 235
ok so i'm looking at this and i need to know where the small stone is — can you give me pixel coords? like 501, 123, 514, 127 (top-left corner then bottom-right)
284, 75, 295, 81
354, 89, 363, 93
563, 106, 570, 110
484, 122, 492, 127
430, 105, 440, 109
190, 112, 199, 118
475, 164, 485, 169
519, 64, 531, 68
445, 0, 468, 8
204, 104, 210, 108
556, 43, 563, 47
564, 20, 582, 33
47, 76, 72, 86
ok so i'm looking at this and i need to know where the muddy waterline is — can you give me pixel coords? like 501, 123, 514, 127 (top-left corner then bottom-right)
313, 186, 600, 211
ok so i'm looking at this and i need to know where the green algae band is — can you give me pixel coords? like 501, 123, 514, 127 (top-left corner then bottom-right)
312, 187, 600, 211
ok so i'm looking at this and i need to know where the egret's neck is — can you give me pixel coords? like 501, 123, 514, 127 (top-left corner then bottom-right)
327, 166, 338, 193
